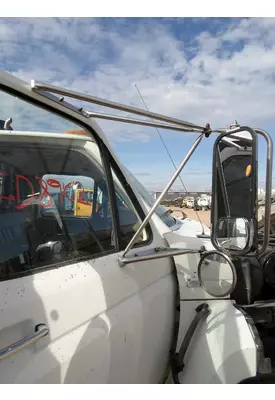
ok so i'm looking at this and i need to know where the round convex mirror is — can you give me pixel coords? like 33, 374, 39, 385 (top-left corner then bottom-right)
198, 251, 237, 298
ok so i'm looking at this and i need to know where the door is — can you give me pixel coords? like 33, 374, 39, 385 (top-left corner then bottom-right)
0, 76, 176, 383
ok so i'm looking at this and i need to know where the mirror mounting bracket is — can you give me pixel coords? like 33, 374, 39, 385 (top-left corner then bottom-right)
119, 247, 202, 267
118, 132, 205, 264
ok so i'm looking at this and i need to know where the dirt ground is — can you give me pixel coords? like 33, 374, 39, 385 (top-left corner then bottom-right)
166, 206, 211, 228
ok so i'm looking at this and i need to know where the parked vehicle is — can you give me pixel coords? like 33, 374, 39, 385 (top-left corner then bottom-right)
0, 72, 274, 384
194, 194, 210, 211
182, 196, 194, 208
186, 197, 194, 209
181, 197, 188, 207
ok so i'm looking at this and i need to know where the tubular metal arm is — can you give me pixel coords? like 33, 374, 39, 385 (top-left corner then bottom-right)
31, 79, 206, 132
119, 132, 204, 263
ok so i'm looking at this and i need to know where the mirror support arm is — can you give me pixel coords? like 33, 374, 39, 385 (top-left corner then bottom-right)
254, 129, 273, 254
119, 247, 201, 267
120, 132, 205, 262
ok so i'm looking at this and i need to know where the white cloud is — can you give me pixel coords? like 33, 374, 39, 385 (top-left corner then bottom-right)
1, 17, 275, 190
3, 17, 275, 129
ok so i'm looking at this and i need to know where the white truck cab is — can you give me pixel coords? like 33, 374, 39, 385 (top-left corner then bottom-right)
0, 72, 274, 384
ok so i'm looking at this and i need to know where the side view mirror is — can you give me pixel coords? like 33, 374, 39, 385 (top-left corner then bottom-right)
211, 127, 258, 255
198, 250, 237, 298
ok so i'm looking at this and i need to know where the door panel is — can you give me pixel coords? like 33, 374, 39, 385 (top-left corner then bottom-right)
0, 83, 175, 384
0, 249, 175, 383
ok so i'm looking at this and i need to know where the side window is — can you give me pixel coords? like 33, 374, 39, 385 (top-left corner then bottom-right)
0, 90, 116, 281
111, 167, 149, 248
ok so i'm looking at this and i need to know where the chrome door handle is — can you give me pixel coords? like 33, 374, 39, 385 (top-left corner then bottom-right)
0, 324, 49, 361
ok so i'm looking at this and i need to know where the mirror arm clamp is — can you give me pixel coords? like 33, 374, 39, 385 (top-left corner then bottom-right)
203, 123, 212, 138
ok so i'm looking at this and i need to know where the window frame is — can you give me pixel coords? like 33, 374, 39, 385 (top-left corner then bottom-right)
0, 84, 154, 280
103, 149, 153, 252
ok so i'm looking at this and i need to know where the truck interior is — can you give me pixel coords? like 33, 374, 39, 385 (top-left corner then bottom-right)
0, 138, 144, 280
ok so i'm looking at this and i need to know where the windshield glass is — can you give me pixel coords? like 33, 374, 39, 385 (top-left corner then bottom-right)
124, 167, 177, 228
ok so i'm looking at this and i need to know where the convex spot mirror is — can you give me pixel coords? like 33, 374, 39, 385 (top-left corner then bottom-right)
215, 216, 252, 252
211, 127, 258, 255
198, 251, 237, 298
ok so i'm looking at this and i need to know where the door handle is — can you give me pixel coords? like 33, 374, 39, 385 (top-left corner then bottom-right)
0, 324, 49, 361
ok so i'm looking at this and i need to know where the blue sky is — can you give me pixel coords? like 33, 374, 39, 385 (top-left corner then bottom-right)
1, 17, 275, 191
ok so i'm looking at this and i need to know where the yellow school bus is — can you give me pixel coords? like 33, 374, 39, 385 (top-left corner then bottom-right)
74, 189, 94, 217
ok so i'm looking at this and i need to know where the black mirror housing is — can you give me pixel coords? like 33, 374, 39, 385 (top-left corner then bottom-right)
210, 127, 258, 255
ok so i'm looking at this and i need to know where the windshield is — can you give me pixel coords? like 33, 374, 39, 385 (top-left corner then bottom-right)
124, 167, 177, 228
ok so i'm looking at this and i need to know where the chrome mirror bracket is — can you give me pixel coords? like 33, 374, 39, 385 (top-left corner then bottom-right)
118, 247, 202, 268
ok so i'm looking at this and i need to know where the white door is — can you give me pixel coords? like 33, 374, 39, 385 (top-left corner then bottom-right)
0, 78, 176, 383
